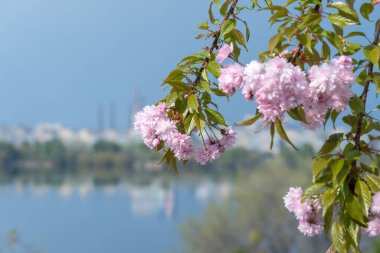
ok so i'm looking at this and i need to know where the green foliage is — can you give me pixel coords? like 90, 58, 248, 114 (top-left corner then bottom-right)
155, 0, 380, 250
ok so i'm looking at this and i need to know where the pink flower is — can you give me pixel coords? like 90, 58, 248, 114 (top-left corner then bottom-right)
373, 0, 380, 6
195, 144, 221, 165
241, 58, 309, 122
220, 128, 236, 148
303, 104, 328, 130
216, 43, 234, 63
365, 218, 380, 237
303, 56, 354, 129
218, 64, 244, 96
298, 216, 324, 237
218, 63, 244, 96
284, 187, 303, 213
284, 186, 324, 237
371, 192, 380, 216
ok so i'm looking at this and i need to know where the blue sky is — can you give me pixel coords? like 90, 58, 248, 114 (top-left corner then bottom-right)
0, 0, 377, 129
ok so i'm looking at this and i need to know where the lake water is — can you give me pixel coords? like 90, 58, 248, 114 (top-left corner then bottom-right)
0, 174, 232, 253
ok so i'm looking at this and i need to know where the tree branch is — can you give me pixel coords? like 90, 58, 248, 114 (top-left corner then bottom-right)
289, 3, 320, 65
193, 0, 239, 86
354, 22, 380, 150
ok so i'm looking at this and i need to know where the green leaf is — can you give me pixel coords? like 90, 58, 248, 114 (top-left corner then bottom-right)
229, 29, 247, 48
202, 69, 210, 82
330, 158, 345, 180
318, 133, 343, 155
287, 107, 307, 123
268, 32, 283, 52
208, 2, 217, 25
328, 2, 359, 22
175, 98, 187, 114
200, 81, 211, 92
205, 108, 227, 126
331, 110, 340, 129
363, 45, 380, 69
207, 61, 221, 78
158, 149, 171, 166
322, 188, 337, 210
355, 180, 372, 217
211, 88, 227, 97
343, 42, 362, 56
360, 3, 374, 21
299, 13, 321, 29
242, 20, 250, 42
221, 19, 236, 36
302, 183, 325, 200
270, 122, 275, 149
213, 0, 220, 7
236, 113, 262, 126
285, 0, 297, 7
347, 221, 360, 250
170, 154, 178, 174
198, 21, 209, 30
275, 118, 297, 150
186, 114, 197, 134
346, 195, 368, 227
366, 174, 380, 192
345, 31, 366, 38
313, 156, 332, 182
193, 111, 206, 133
258, 5, 285, 11
322, 40, 331, 60
163, 68, 184, 84
331, 220, 346, 253
187, 94, 199, 113
324, 205, 334, 234
349, 97, 365, 115
220, 0, 232, 16
328, 13, 359, 27
167, 81, 189, 92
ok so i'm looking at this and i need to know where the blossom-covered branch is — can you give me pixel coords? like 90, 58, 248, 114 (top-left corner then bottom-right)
193, 0, 239, 86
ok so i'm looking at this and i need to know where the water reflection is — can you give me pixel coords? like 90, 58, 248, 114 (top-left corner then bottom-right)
1, 172, 233, 220
0, 170, 235, 253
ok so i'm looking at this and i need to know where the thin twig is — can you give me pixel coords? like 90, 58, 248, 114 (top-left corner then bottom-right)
193, 0, 239, 86
354, 22, 380, 150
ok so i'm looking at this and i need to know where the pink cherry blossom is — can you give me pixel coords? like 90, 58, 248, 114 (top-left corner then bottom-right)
218, 64, 244, 96
365, 218, 380, 237
284, 187, 324, 237
195, 143, 221, 165
283, 187, 303, 213
220, 127, 236, 148
371, 192, 380, 216
216, 43, 234, 63
303, 56, 354, 129
298, 216, 324, 237
246, 58, 308, 122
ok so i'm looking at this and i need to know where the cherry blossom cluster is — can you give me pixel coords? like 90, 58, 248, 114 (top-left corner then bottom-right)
283, 187, 324, 237
134, 102, 193, 160
216, 44, 354, 129
303, 56, 354, 129
364, 192, 380, 237
134, 103, 236, 164
195, 127, 236, 165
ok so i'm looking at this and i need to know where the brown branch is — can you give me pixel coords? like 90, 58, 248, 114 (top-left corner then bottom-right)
289, 43, 303, 65
193, 0, 239, 86
354, 22, 380, 150
289, 2, 320, 65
